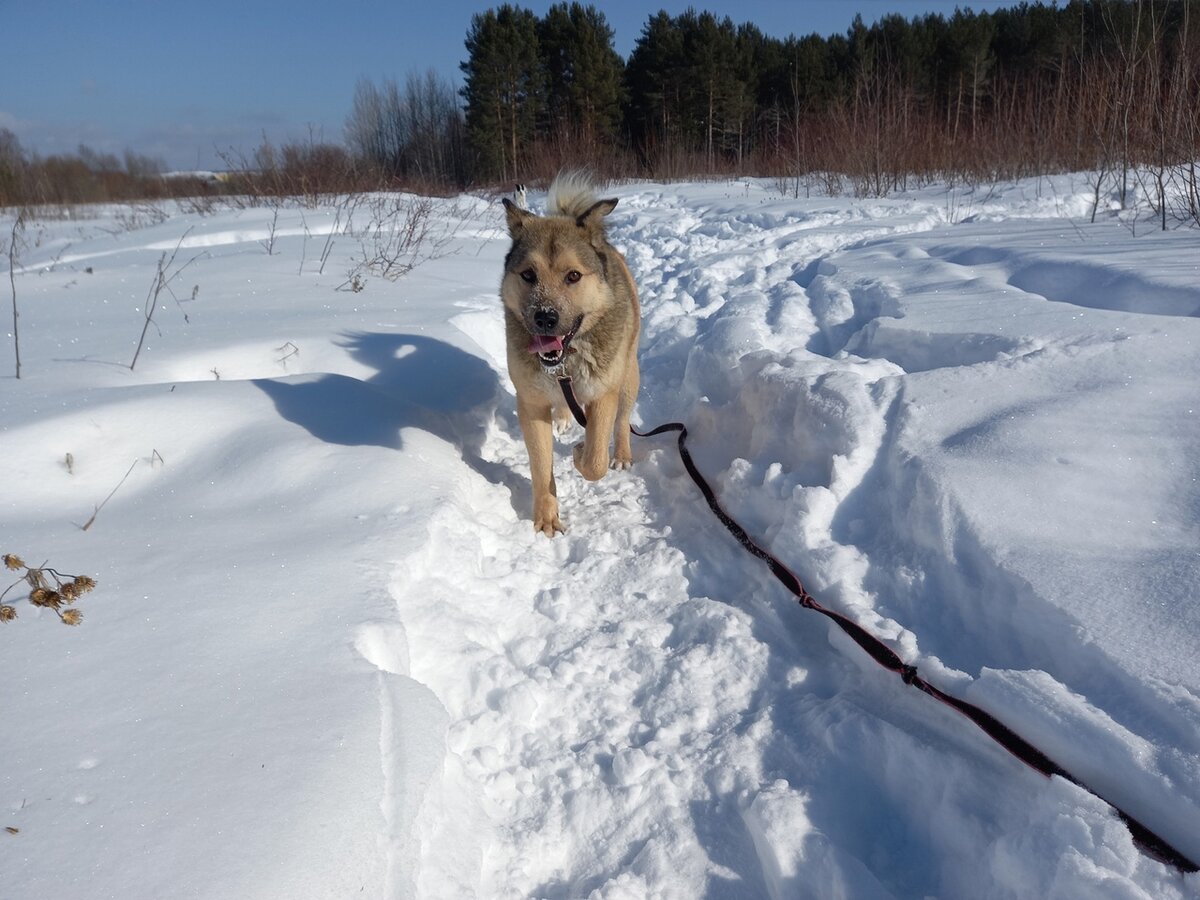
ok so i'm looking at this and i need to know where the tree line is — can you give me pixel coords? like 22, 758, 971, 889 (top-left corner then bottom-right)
449, 0, 1197, 211
2, 0, 1197, 223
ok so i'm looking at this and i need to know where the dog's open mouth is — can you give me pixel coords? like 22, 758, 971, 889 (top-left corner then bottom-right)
528, 315, 583, 368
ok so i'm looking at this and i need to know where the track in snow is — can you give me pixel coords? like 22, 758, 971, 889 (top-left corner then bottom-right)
382, 182, 1199, 898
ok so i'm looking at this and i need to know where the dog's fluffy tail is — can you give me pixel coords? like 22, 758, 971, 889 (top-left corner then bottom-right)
547, 170, 598, 219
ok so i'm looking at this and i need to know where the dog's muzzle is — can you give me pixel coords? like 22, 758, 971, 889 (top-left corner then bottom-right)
528, 314, 583, 369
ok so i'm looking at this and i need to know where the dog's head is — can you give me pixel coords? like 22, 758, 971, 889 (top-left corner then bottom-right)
501, 197, 619, 366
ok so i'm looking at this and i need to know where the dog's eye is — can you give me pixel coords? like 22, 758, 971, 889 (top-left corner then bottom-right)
520, 269, 536, 283
565, 270, 582, 284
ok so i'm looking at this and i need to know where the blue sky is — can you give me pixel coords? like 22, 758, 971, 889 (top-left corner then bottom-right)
2, 0, 1015, 171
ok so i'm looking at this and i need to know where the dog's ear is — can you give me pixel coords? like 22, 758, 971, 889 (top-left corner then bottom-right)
503, 197, 532, 234
575, 198, 618, 231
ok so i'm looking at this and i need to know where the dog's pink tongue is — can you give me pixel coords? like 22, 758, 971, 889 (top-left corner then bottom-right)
528, 334, 564, 354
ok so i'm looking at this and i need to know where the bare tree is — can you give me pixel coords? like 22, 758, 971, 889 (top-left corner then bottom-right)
345, 70, 465, 188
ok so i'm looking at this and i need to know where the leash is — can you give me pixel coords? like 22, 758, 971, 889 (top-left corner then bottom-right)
557, 374, 1198, 875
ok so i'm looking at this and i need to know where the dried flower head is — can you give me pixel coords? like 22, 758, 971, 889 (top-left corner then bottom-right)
31, 590, 63, 610
2, 554, 97, 626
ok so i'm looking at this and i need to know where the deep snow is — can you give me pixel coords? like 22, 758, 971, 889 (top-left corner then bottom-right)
2, 176, 1198, 899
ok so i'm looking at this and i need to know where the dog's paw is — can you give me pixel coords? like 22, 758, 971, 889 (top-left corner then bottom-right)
533, 498, 565, 537
610, 455, 633, 471
553, 412, 575, 438
534, 517, 565, 537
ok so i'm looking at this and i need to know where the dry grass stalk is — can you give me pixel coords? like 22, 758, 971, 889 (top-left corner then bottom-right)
7, 209, 26, 379
81, 459, 138, 531
130, 227, 203, 370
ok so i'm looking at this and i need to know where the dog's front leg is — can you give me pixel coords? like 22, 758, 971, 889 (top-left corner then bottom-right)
573, 389, 618, 481
518, 396, 563, 536
611, 357, 639, 470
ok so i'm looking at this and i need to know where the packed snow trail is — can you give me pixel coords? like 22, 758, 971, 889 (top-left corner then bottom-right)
391, 182, 1200, 898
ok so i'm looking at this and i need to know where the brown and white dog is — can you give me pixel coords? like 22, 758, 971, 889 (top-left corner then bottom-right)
500, 172, 640, 536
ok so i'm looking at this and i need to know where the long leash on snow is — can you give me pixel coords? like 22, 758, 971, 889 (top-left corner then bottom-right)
557, 374, 1198, 875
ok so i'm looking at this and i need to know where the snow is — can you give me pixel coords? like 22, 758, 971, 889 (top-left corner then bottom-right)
2, 176, 1198, 899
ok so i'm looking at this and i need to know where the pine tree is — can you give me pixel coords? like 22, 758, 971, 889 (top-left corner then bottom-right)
625, 11, 689, 165
941, 9, 997, 141
684, 12, 740, 167
461, 5, 545, 181
539, 3, 625, 146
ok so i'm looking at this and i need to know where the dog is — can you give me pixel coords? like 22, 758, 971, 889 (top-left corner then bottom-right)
500, 171, 640, 536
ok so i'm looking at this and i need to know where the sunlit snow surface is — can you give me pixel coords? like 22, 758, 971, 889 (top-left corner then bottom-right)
3, 177, 1198, 899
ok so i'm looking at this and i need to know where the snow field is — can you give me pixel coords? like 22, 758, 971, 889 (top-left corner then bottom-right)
3, 176, 1198, 898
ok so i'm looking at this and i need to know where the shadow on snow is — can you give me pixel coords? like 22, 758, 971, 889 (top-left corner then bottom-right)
254, 331, 528, 514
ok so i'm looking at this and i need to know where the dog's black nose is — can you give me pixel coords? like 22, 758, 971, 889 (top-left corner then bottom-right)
533, 307, 559, 333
